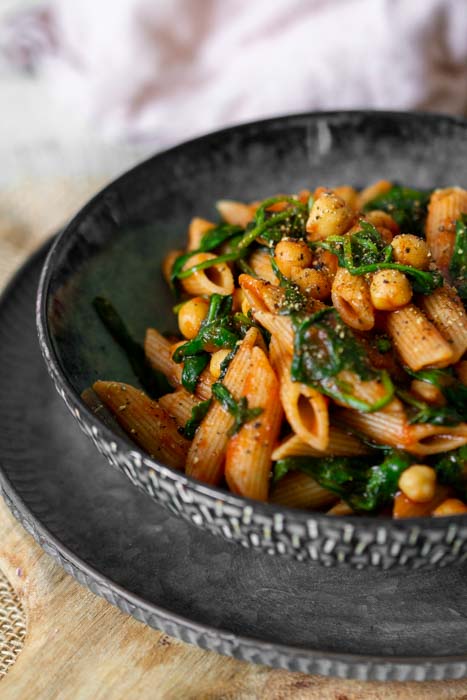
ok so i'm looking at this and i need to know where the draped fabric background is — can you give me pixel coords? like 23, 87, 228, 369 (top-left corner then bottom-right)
2, 0, 467, 147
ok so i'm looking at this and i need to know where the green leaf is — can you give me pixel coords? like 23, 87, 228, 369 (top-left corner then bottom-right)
363, 185, 431, 235
181, 399, 211, 439
290, 308, 394, 412
317, 221, 442, 294
405, 368, 467, 422
449, 214, 467, 302
434, 446, 467, 501
181, 353, 210, 393
173, 294, 239, 362
273, 450, 412, 513
211, 382, 263, 435
93, 296, 172, 398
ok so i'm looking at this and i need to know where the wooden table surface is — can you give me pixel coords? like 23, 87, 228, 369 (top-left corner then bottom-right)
1, 178, 467, 699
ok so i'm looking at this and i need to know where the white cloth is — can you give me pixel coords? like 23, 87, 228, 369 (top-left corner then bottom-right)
2, 0, 467, 147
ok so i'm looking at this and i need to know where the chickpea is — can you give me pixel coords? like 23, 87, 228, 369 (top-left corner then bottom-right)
433, 499, 467, 516
306, 192, 355, 241
291, 266, 332, 300
364, 210, 400, 236
274, 239, 313, 278
398, 465, 436, 503
391, 234, 430, 270
162, 249, 183, 285
209, 348, 232, 379
370, 269, 412, 311
178, 296, 209, 339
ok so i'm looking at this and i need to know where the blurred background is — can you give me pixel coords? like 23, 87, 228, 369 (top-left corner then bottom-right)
0, 0, 466, 287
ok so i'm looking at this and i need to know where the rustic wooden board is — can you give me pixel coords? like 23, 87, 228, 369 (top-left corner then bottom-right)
1, 500, 467, 698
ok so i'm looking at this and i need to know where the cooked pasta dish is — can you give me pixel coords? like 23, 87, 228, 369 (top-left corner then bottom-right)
88, 181, 467, 517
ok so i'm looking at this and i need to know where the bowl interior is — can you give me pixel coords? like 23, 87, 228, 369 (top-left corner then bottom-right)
44, 111, 467, 402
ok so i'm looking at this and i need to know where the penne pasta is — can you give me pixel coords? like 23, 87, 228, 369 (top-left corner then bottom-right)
225, 346, 283, 500
92, 381, 190, 469
331, 267, 374, 331
145, 328, 214, 400
158, 388, 200, 428
248, 248, 279, 284
185, 328, 257, 485
425, 187, 467, 275
180, 252, 234, 296
217, 199, 256, 227
419, 285, 467, 364
187, 217, 215, 251
386, 304, 454, 370
272, 428, 370, 460
270, 471, 337, 509
270, 336, 329, 451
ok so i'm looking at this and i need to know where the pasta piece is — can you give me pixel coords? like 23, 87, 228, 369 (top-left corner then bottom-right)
331, 267, 374, 331
238, 274, 285, 313
162, 249, 183, 285
393, 485, 452, 518
187, 217, 215, 251
158, 388, 199, 428
92, 381, 189, 470
185, 328, 257, 484
337, 402, 409, 450
253, 311, 294, 352
419, 286, 467, 364
455, 361, 467, 386
225, 347, 283, 500
327, 500, 354, 516
81, 387, 129, 440
386, 304, 454, 370
425, 187, 467, 275
405, 424, 467, 456
270, 336, 329, 451
357, 180, 392, 209
248, 249, 279, 284
272, 428, 370, 460
144, 328, 213, 400
180, 253, 234, 296
332, 185, 359, 210
216, 199, 255, 227
270, 471, 337, 509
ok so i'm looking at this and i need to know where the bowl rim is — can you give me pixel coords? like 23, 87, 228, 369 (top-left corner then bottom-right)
36, 109, 467, 529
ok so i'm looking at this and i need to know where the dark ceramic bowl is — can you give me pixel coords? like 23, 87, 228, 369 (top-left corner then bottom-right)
37, 111, 467, 569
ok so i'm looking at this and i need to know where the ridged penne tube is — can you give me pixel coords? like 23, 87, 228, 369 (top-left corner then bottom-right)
185, 328, 257, 484
216, 199, 255, 227
92, 381, 190, 470
158, 388, 200, 428
419, 286, 467, 364
386, 304, 454, 370
425, 187, 467, 275
331, 267, 375, 331
238, 274, 285, 313
187, 217, 215, 251
405, 423, 467, 456
357, 180, 392, 209
272, 428, 370, 460
248, 249, 279, 284
336, 403, 409, 450
144, 328, 213, 400
180, 253, 234, 296
81, 387, 129, 440
162, 249, 183, 285
270, 336, 329, 451
270, 471, 337, 509
225, 347, 283, 501
252, 311, 294, 353
327, 500, 354, 516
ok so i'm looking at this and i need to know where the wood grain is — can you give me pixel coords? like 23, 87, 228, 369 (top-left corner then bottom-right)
1, 501, 467, 698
